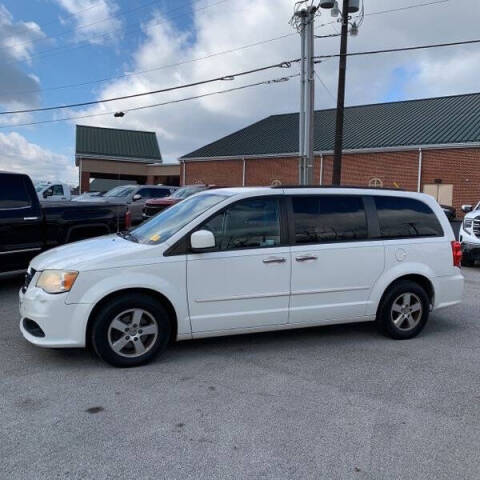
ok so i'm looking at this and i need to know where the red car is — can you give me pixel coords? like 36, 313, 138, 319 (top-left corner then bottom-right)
142, 184, 225, 219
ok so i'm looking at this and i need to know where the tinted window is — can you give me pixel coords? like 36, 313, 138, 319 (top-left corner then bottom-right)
374, 196, 443, 238
52, 184, 64, 195
0, 175, 31, 209
149, 188, 170, 198
292, 195, 368, 244
202, 197, 281, 250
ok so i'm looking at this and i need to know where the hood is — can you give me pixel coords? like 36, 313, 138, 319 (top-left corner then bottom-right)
464, 211, 480, 220
147, 197, 179, 206
30, 234, 159, 271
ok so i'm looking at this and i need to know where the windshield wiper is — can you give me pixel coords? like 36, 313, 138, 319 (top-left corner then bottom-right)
117, 231, 138, 243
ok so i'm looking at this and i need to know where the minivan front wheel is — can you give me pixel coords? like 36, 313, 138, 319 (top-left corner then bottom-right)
91, 294, 171, 367
376, 280, 430, 340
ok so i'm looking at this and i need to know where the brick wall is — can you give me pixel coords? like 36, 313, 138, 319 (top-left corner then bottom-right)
183, 147, 480, 217
184, 159, 243, 186
422, 148, 480, 215
244, 157, 299, 186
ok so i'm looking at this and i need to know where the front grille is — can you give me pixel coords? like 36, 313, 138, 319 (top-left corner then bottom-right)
473, 219, 480, 238
22, 268, 36, 293
144, 205, 167, 217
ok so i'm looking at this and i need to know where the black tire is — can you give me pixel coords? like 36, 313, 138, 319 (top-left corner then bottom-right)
91, 293, 171, 367
376, 280, 430, 340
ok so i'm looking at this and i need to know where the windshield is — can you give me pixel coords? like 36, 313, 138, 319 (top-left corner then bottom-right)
104, 185, 136, 198
35, 183, 49, 192
131, 193, 228, 245
171, 186, 204, 199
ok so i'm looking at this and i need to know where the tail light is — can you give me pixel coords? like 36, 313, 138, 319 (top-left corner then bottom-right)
451, 241, 462, 267
125, 209, 132, 229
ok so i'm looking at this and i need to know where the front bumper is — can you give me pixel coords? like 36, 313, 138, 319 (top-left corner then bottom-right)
19, 286, 92, 348
461, 241, 480, 260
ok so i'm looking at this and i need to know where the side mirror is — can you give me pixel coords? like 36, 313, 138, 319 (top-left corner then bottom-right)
43, 189, 52, 198
132, 194, 142, 201
191, 230, 215, 251
462, 205, 473, 213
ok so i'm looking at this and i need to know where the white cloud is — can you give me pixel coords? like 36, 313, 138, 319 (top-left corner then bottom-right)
0, 132, 76, 184
71, 0, 480, 163
0, 5, 46, 109
55, 0, 122, 44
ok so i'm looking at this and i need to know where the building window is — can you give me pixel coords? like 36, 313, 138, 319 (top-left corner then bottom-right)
368, 177, 383, 188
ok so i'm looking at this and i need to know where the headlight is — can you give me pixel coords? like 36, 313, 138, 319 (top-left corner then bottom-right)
463, 218, 473, 230
36, 270, 78, 294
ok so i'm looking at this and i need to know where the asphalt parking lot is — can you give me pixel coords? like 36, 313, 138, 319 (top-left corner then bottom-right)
1, 267, 480, 480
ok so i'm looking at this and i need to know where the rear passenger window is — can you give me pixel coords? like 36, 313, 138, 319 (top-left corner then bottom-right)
292, 196, 368, 244
374, 196, 443, 238
0, 176, 31, 209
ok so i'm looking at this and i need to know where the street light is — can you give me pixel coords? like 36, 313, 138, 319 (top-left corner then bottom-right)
319, 0, 363, 185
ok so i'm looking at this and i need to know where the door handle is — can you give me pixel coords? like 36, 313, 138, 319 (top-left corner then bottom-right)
263, 256, 286, 264
296, 255, 318, 262
23, 217, 39, 221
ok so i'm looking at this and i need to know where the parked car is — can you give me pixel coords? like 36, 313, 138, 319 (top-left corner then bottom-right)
143, 184, 223, 219
74, 184, 177, 225
35, 182, 73, 201
441, 204, 456, 221
0, 172, 130, 273
459, 202, 480, 266
20, 186, 464, 367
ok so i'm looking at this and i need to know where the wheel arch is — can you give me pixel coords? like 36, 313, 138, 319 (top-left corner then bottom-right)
85, 288, 178, 349
377, 274, 435, 314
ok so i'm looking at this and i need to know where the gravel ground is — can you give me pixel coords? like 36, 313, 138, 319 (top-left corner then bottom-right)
1, 268, 479, 480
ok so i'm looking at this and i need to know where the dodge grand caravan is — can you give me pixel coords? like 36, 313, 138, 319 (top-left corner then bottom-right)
19, 187, 464, 367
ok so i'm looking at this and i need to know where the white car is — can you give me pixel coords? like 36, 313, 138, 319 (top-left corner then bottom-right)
35, 182, 73, 201
19, 187, 464, 367
459, 202, 480, 266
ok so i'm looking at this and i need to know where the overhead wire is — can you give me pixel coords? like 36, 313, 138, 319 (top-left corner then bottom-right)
2, 0, 450, 95
0, 75, 299, 129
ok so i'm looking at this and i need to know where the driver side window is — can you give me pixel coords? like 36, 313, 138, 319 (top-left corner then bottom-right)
202, 197, 281, 251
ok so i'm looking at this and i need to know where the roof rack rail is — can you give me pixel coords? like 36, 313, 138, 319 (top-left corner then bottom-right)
271, 185, 406, 192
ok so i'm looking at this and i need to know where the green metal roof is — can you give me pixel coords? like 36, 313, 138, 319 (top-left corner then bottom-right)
182, 92, 480, 159
76, 125, 162, 162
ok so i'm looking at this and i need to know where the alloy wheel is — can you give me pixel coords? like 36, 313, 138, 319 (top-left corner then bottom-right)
390, 293, 423, 331
107, 309, 158, 358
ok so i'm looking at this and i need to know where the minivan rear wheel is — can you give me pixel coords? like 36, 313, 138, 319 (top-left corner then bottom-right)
91, 293, 171, 367
376, 280, 430, 340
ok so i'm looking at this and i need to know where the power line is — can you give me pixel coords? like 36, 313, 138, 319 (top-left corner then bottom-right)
365, 0, 449, 17
0, 75, 298, 129
3, 36, 479, 116
4, 0, 108, 40
7, 32, 299, 95
0, 0, 173, 53
314, 71, 336, 103
0, 59, 298, 115
3, 0, 231, 66
2, 0, 447, 93
314, 38, 480, 59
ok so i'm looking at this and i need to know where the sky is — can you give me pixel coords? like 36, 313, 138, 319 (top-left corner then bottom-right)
0, 0, 479, 185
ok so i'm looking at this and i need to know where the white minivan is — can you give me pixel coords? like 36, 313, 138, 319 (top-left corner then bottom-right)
19, 187, 464, 367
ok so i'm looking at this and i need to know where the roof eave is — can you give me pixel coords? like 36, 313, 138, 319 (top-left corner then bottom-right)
180, 141, 480, 162
76, 153, 163, 164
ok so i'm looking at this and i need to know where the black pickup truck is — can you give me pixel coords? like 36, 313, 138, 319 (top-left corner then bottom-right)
0, 171, 130, 273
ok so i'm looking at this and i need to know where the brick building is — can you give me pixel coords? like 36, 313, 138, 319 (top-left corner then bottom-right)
76, 125, 179, 192
180, 93, 480, 216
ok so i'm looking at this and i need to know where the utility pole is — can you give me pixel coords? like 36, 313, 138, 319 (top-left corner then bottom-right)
294, 5, 316, 185
332, 0, 350, 185
298, 11, 306, 185
304, 6, 315, 185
